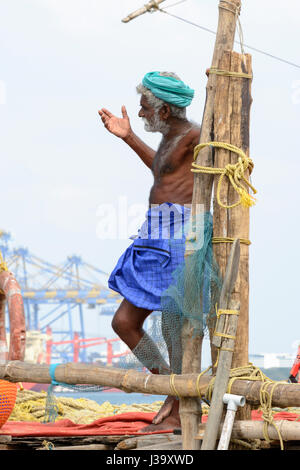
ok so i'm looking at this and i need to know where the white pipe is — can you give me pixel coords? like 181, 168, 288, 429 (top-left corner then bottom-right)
217, 394, 245, 450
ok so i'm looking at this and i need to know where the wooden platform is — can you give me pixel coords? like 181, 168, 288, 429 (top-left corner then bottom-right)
0, 433, 182, 451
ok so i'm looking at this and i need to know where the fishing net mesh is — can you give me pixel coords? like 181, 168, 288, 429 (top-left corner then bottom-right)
119, 211, 223, 375
43, 210, 222, 421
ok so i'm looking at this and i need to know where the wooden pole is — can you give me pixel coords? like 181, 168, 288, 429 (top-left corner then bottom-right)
211, 50, 253, 421
180, 0, 242, 450
1, 361, 299, 408
211, 50, 252, 358
122, 0, 166, 23
197, 420, 300, 443
191, 0, 242, 215
201, 298, 240, 450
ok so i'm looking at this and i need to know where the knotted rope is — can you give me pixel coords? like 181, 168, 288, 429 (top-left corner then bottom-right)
205, 364, 286, 450
192, 141, 257, 209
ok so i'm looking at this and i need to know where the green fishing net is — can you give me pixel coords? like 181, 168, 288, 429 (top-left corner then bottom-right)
44, 211, 222, 421
121, 211, 223, 375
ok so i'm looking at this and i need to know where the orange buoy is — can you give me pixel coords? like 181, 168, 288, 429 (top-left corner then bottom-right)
0, 379, 18, 428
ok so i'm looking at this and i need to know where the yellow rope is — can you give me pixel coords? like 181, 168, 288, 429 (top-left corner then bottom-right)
208, 67, 252, 79
214, 332, 236, 340
200, 307, 285, 450
0, 250, 8, 273
217, 308, 240, 317
196, 365, 213, 397
213, 307, 239, 341
212, 236, 251, 246
209, 364, 286, 450
192, 142, 257, 209
169, 374, 181, 398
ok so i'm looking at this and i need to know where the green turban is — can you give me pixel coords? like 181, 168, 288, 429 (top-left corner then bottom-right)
142, 71, 194, 108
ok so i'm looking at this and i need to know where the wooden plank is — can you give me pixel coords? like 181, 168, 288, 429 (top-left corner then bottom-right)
116, 433, 177, 450
36, 443, 113, 451
212, 239, 240, 349
229, 53, 253, 373
0, 435, 12, 443
201, 299, 240, 450
133, 439, 182, 451
200, 238, 240, 451
11, 435, 130, 446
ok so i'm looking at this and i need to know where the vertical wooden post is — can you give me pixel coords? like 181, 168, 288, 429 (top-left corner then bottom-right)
212, 51, 252, 363
180, 0, 242, 450
191, 0, 242, 214
211, 50, 253, 420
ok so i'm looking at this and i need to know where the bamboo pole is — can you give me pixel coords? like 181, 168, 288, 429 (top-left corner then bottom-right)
197, 420, 300, 442
180, 0, 242, 450
1, 361, 300, 408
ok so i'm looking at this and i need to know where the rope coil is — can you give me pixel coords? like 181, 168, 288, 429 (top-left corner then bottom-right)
192, 141, 257, 209
169, 373, 181, 398
203, 364, 287, 450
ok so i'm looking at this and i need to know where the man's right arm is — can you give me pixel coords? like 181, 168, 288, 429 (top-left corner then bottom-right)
98, 106, 155, 169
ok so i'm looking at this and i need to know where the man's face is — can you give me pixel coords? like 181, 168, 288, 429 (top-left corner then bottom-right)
138, 95, 168, 134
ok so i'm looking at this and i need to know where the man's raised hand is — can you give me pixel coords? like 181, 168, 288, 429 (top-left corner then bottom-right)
98, 106, 131, 139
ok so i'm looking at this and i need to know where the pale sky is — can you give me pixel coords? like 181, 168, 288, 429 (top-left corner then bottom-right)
0, 0, 300, 361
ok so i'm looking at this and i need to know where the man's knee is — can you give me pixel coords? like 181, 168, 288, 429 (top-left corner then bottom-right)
111, 302, 150, 336
111, 309, 132, 336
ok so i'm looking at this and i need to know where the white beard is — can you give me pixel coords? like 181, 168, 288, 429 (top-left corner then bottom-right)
142, 113, 170, 135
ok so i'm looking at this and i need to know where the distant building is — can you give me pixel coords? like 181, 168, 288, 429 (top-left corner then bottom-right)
249, 353, 295, 369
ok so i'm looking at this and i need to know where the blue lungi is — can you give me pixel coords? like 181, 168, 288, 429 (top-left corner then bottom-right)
108, 203, 191, 311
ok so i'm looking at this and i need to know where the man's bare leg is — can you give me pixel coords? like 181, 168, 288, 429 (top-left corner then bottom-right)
139, 310, 182, 432
111, 299, 180, 431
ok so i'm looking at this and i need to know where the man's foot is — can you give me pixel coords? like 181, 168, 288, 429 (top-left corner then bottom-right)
153, 396, 176, 425
138, 396, 181, 433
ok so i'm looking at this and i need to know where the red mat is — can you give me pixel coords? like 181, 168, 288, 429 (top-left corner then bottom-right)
0, 412, 170, 437
1, 410, 299, 437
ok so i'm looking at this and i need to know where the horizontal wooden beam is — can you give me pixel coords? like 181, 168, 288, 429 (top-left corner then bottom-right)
197, 419, 300, 442
0, 361, 299, 408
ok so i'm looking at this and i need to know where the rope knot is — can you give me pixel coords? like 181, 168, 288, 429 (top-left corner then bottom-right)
192, 141, 257, 209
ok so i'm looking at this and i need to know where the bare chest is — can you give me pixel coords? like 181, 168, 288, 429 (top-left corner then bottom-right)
152, 135, 184, 177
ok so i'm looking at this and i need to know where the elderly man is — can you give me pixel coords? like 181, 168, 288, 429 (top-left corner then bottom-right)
98, 72, 200, 431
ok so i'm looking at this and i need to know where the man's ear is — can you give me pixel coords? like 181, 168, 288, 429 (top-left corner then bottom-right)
159, 104, 171, 121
